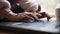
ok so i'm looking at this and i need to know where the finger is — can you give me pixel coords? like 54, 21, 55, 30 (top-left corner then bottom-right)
21, 19, 34, 22
38, 12, 46, 16
28, 14, 39, 21
26, 15, 34, 21
21, 16, 34, 22
36, 13, 42, 17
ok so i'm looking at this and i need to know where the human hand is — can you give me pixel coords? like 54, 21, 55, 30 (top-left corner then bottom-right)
18, 12, 39, 22
37, 12, 51, 21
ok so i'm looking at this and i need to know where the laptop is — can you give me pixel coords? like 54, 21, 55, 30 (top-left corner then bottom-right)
0, 18, 60, 34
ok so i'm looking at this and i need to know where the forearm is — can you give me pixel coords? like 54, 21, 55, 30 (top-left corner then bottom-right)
6, 11, 20, 21
0, 8, 22, 21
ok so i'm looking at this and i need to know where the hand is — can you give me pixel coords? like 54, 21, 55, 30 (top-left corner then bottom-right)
37, 12, 51, 21
36, 13, 42, 19
18, 12, 39, 22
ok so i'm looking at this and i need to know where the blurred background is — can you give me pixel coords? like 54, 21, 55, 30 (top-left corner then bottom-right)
37, 0, 59, 18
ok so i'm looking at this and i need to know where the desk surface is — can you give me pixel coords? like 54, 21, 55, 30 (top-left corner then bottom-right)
0, 18, 60, 34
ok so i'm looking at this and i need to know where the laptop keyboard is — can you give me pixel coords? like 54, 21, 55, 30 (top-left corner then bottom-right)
6, 19, 59, 28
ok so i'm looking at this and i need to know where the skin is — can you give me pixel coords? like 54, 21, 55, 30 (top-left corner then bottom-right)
0, 0, 39, 22
10, 0, 51, 21
0, 0, 51, 22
